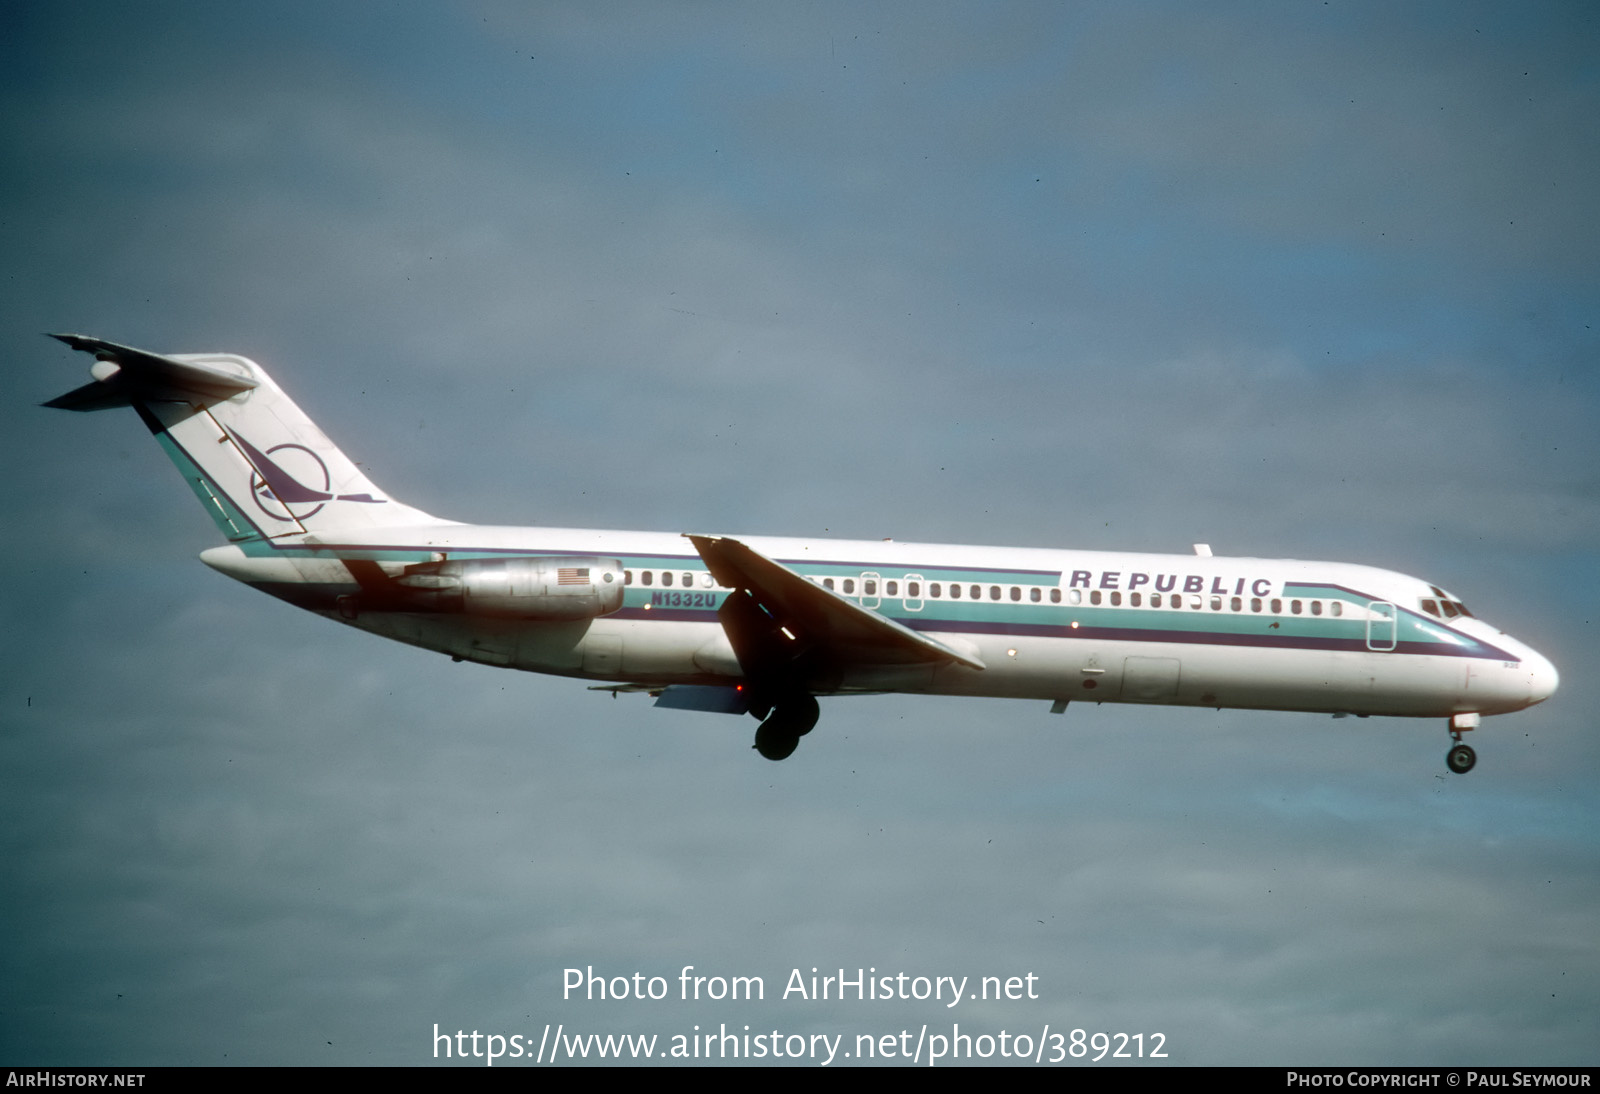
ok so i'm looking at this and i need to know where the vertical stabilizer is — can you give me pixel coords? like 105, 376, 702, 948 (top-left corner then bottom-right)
45, 335, 447, 542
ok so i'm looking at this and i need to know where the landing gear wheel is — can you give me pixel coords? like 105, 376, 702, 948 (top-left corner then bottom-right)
1446, 743, 1476, 774
751, 695, 820, 761
753, 722, 800, 761
788, 694, 819, 737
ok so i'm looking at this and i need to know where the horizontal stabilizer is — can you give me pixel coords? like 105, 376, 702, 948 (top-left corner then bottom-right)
43, 333, 258, 411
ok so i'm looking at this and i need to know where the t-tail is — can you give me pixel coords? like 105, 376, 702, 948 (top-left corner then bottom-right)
43, 334, 445, 542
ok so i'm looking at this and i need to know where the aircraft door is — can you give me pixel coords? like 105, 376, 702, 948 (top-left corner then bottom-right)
1365, 601, 1397, 652
1123, 656, 1180, 701
860, 571, 882, 609
903, 573, 924, 612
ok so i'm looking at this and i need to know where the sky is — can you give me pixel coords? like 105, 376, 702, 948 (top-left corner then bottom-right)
2, 0, 1597, 1068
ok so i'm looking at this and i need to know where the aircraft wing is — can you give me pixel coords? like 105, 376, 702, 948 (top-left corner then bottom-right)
685, 534, 986, 673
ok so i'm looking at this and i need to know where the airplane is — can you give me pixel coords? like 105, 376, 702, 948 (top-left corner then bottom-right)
42, 334, 1558, 772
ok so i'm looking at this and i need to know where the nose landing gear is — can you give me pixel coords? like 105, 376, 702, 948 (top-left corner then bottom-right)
1445, 712, 1479, 774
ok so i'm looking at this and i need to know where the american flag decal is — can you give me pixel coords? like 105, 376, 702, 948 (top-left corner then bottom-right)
557, 567, 590, 585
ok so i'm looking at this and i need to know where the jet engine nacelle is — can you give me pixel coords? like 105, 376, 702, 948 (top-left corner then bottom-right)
394, 555, 624, 620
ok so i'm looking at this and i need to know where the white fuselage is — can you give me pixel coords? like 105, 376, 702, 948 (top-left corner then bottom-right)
200, 524, 1558, 721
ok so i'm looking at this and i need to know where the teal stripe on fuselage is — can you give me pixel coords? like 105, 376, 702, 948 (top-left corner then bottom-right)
217, 539, 1500, 660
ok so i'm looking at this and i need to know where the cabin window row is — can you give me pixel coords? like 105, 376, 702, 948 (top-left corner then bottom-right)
817, 577, 1064, 603
1074, 590, 1344, 616
623, 568, 1346, 620
814, 577, 1343, 618
624, 570, 712, 588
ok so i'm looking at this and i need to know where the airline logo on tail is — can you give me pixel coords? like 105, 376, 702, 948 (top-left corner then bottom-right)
229, 430, 384, 523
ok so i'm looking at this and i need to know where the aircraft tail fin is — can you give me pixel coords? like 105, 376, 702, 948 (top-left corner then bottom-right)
44, 334, 448, 543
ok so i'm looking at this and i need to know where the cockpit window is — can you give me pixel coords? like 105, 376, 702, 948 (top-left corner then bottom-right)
1421, 592, 1473, 620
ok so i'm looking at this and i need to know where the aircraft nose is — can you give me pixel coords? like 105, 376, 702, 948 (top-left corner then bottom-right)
1525, 648, 1559, 705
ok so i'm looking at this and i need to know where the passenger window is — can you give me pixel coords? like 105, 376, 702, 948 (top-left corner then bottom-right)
1291, 600, 1302, 615
1311, 601, 1322, 616
642, 570, 653, 586
1151, 593, 1163, 608
1130, 592, 1141, 607
1331, 602, 1343, 617
864, 580, 877, 595
843, 578, 855, 595
989, 586, 1001, 600
886, 581, 898, 596
682, 573, 692, 586
1009, 587, 1021, 602
949, 584, 960, 599
1068, 589, 1081, 605
930, 583, 941, 597
1030, 588, 1041, 603
1050, 589, 1061, 603
1189, 594, 1203, 609
970, 585, 981, 599
1271, 598, 1281, 614
907, 582, 919, 597
823, 577, 835, 591
1090, 590, 1102, 605
1210, 596, 1222, 611
1230, 596, 1241, 611
663, 572, 674, 587
1110, 591, 1122, 606
624, 570, 633, 585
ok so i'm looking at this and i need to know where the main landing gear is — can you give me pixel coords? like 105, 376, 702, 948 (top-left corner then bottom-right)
1445, 712, 1479, 775
753, 694, 820, 761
